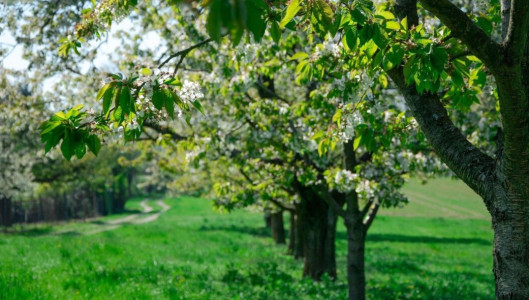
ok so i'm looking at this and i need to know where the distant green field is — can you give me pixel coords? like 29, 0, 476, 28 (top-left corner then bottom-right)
0, 178, 494, 299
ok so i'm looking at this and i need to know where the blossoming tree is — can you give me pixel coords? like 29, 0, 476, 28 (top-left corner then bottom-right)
34, 0, 529, 299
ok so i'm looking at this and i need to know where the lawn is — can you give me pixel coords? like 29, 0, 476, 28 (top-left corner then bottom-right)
0, 178, 494, 299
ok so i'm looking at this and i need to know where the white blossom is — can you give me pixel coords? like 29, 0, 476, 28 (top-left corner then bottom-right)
179, 80, 204, 104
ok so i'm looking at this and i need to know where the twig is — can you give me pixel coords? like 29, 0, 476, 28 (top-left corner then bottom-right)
158, 38, 214, 69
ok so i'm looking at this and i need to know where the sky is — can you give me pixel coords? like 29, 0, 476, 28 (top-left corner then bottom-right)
0, 18, 162, 93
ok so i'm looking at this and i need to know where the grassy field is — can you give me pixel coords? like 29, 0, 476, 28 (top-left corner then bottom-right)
0, 178, 494, 299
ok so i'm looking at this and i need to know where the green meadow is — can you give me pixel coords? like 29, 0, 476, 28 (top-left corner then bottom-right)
0, 178, 494, 299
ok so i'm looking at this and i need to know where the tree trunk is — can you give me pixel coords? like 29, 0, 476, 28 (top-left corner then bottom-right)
345, 216, 366, 300
491, 184, 529, 299
271, 210, 286, 244
390, 2, 529, 297
298, 187, 337, 280
324, 205, 338, 280
294, 205, 305, 259
264, 210, 272, 228
288, 211, 297, 254
0, 197, 12, 229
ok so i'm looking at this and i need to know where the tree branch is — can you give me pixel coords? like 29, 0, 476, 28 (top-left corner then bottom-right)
269, 198, 296, 212
311, 185, 347, 219
362, 202, 380, 233
419, 0, 503, 71
387, 66, 496, 209
238, 167, 295, 212
360, 199, 374, 218
143, 120, 188, 141
158, 38, 214, 69
503, 0, 529, 63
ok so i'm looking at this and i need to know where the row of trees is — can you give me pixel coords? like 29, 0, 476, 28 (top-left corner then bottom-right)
0, 68, 162, 228
3, 0, 528, 299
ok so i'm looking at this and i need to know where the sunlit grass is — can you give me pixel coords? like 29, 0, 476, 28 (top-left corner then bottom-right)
0, 178, 494, 299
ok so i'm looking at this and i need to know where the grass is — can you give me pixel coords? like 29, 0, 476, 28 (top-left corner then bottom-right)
0, 178, 494, 299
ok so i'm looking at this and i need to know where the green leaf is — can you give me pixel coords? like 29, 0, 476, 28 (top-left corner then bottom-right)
44, 130, 62, 153
97, 82, 114, 101
385, 21, 400, 30
350, 8, 367, 24
378, 74, 388, 88
312, 0, 334, 31
373, 50, 383, 68
476, 16, 493, 35
52, 111, 66, 121
120, 85, 132, 115
280, 0, 301, 28
344, 27, 358, 51
141, 68, 152, 76
71, 104, 84, 111
207, 0, 222, 42
332, 108, 342, 126
270, 21, 281, 43
164, 89, 175, 118
372, 24, 387, 50
329, 11, 341, 37
247, 0, 267, 42
383, 45, 405, 70
430, 46, 448, 73
102, 87, 113, 115
152, 89, 164, 110
112, 87, 122, 112
40, 121, 62, 135
311, 131, 325, 140
403, 55, 417, 84
60, 131, 74, 161
75, 141, 87, 159
451, 69, 465, 88
114, 105, 124, 123
193, 100, 206, 115
375, 10, 395, 20
290, 52, 309, 60
86, 135, 101, 155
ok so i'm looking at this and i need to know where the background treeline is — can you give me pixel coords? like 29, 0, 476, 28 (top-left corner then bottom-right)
0, 144, 165, 229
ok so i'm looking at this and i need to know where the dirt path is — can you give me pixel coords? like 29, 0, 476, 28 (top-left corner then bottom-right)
132, 200, 171, 224
51, 199, 170, 236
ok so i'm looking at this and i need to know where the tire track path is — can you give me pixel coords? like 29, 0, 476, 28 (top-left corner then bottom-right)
51, 199, 170, 236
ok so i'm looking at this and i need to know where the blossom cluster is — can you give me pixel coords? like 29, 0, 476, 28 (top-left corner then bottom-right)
180, 80, 204, 104
333, 169, 358, 193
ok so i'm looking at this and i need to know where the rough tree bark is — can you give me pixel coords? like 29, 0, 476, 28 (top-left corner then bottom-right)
264, 210, 272, 228
0, 197, 12, 229
271, 210, 286, 244
288, 211, 296, 254
315, 141, 381, 300
390, 1, 529, 298
293, 203, 305, 259
297, 186, 338, 280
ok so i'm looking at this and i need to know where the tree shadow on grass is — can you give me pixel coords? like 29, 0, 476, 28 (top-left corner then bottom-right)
16, 226, 54, 236
198, 224, 271, 238
367, 233, 491, 245
335, 232, 491, 245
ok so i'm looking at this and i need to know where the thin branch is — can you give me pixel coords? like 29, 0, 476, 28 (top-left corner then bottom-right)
362, 202, 380, 233
158, 38, 214, 69
449, 50, 471, 62
269, 198, 296, 212
311, 185, 347, 219
419, 0, 503, 71
143, 120, 188, 141
360, 199, 374, 218
254, 81, 290, 104
238, 167, 295, 212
